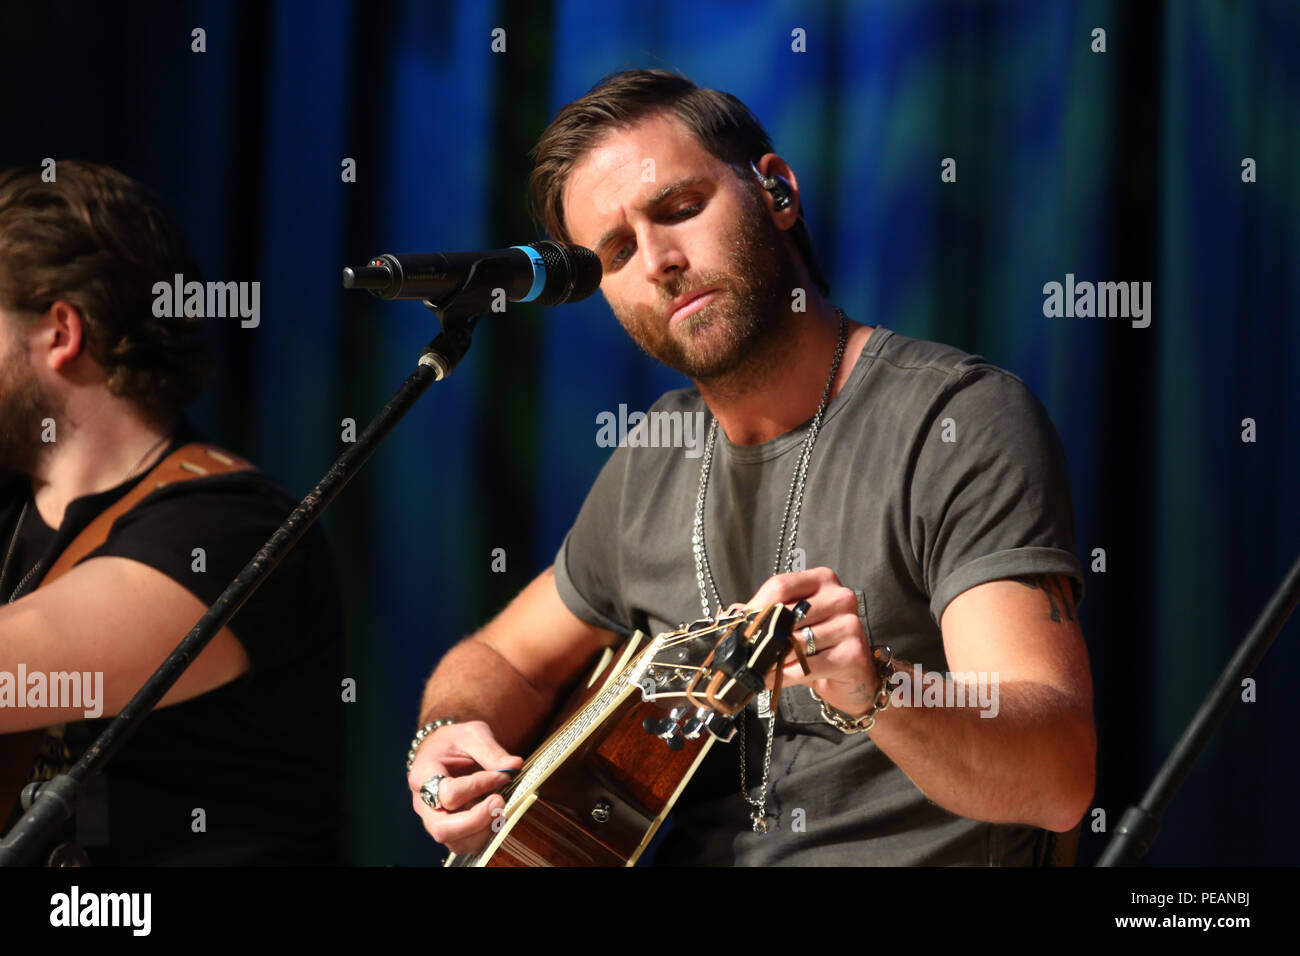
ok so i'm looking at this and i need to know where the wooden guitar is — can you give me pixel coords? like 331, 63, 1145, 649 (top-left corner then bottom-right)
445, 600, 807, 867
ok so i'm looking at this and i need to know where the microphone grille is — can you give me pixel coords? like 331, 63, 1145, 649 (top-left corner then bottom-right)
533, 241, 602, 306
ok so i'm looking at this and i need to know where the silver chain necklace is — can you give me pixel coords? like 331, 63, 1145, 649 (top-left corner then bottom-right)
0, 430, 174, 604
691, 309, 848, 833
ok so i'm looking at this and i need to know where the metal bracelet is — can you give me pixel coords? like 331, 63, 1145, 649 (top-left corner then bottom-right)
809, 645, 897, 734
405, 719, 456, 771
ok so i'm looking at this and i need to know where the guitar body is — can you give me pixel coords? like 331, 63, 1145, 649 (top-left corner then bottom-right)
478, 693, 714, 867
447, 603, 801, 867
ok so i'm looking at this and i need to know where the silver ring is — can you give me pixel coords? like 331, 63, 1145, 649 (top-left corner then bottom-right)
419, 775, 446, 810
801, 626, 816, 656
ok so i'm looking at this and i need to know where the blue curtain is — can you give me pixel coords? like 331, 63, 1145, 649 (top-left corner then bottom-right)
1, 0, 1295, 865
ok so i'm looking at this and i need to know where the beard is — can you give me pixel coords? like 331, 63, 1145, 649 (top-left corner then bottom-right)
609, 189, 801, 390
0, 345, 64, 476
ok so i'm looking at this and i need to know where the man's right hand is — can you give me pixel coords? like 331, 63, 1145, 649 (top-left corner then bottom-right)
407, 720, 524, 857
408, 566, 620, 858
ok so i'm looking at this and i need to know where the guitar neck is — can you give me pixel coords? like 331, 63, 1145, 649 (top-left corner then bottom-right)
447, 604, 796, 867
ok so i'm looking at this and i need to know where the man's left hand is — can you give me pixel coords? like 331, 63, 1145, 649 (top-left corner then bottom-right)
737, 567, 881, 720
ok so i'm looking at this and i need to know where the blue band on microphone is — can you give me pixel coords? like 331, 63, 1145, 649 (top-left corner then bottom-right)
512, 245, 546, 302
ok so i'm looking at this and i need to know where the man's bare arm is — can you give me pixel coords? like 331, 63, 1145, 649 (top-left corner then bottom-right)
417, 642, 548, 757
758, 568, 1094, 834
865, 572, 1095, 832
0, 556, 250, 733
409, 565, 620, 854
416, 565, 619, 752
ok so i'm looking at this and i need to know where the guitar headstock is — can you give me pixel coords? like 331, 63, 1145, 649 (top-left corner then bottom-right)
633, 601, 807, 749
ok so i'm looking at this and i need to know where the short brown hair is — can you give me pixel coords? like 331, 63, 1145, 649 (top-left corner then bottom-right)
528, 69, 831, 296
0, 160, 215, 417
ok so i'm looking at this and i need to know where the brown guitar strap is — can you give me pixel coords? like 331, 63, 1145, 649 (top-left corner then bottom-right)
39, 442, 255, 587
1, 442, 255, 829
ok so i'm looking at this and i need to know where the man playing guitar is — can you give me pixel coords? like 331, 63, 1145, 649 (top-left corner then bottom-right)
409, 70, 1095, 866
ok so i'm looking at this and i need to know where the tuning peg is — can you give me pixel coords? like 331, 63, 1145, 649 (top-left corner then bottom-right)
642, 716, 676, 737
793, 600, 812, 622
681, 715, 706, 739
642, 714, 688, 750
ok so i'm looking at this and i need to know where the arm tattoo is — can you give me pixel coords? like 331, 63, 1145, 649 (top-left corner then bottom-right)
1010, 574, 1076, 623
848, 681, 874, 702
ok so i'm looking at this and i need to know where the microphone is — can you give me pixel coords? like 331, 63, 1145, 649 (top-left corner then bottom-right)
342, 240, 602, 308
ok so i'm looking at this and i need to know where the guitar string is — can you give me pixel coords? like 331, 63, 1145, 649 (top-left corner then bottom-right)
492, 619, 746, 804
488, 614, 759, 824
502, 636, 695, 794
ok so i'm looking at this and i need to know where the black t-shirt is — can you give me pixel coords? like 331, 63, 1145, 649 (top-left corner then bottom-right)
0, 417, 344, 865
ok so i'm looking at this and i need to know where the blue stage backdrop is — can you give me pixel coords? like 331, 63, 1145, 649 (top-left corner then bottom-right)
0, 0, 1296, 865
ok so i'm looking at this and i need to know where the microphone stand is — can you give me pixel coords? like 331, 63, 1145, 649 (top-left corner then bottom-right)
0, 297, 483, 866
1096, 550, 1300, 865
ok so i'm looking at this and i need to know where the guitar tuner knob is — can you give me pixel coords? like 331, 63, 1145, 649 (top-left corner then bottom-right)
793, 600, 812, 622
681, 716, 705, 739
664, 733, 685, 752
642, 716, 676, 737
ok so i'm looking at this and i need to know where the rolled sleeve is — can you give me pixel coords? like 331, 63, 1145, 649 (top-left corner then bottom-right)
908, 365, 1085, 627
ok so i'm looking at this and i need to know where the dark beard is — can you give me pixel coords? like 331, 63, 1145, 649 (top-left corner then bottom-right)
611, 190, 801, 392
0, 352, 63, 476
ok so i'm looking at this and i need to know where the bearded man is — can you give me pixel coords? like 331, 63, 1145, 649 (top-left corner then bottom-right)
0, 161, 343, 864
407, 70, 1095, 866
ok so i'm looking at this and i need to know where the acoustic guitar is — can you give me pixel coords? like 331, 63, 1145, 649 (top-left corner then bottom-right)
445, 600, 806, 867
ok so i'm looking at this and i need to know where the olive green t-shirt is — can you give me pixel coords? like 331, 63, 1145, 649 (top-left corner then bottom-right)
554, 326, 1085, 865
